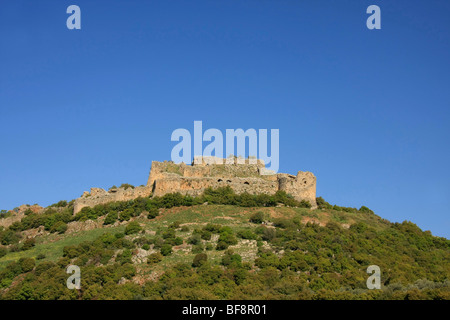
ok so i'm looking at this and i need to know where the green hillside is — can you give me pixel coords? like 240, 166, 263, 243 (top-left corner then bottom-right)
0, 187, 449, 300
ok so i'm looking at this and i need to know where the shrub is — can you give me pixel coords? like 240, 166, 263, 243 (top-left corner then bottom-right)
147, 252, 163, 265
221, 250, 242, 268
0, 247, 7, 258
192, 253, 208, 267
200, 230, 212, 241
192, 244, 204, 254
203, 224, 222, 233
50, 200, 68, 208
299, 200, 312, 208
119, 209, 133, 222
162, 229, 176, 239
147, 207, 159, 219
237, 229, 258, 240
21, 238, 36, 251
116, 249, 133, 265
169, 221, 181, 229
250, 212, 265, 224
36, 253, 46, 260
218, 232, 237, 246
160, 244, 173, 256
188, 234, 202, 245
272, 218, 295, 229
104, 212, 118, 225
0, 230, 21, 245
50, 221, 68, 234
316, 197, 332, 210
261, 227, 276, 241
18, 257, 35, 273
359, 206, 374, 214
142, 244, 150, 250
125, 221, 142, 235
120, 183, 135, 190
216, 241, 229, 251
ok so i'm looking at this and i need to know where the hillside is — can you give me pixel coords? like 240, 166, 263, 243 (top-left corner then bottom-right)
0, 187, 449, 300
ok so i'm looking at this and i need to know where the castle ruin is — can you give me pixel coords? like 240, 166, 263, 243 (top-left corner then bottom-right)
73, 156, 317, 214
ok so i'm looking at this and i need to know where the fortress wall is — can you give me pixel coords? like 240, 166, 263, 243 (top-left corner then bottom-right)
73, 186, 152, 214
153, 177, 278, 197
74, 158, 317, 214
148, 160, 266, 182
278, 171, 317, 206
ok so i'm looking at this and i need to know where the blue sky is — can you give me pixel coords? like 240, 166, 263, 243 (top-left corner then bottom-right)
1, 0, 449, 238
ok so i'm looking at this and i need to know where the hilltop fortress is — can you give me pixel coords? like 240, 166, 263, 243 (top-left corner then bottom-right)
73, 157, 317, 214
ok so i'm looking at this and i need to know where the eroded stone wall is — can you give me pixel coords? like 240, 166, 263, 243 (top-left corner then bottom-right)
73, 186, 152, 214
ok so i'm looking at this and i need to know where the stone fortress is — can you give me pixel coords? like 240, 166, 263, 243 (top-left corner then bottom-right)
73, 156, 317, 214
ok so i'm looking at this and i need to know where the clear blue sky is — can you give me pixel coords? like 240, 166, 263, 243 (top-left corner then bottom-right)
1, 0, 449, 238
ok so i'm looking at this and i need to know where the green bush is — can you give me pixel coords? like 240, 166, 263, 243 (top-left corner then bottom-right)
250, 212, 264, 224
50, 200, 68, 208
120, 183, 135, 190
192, 244, 204, 254
125, 221, 142, 235
147, 252, 163, 264
316, 197, 332, 210
299, 200, 312, 208
147, 207, 159, 219
237, 229, 258, 240
116, 249, 133, 265
216, 241, 229, 251
36, 253, 46, 260
0, 247, 7, 258
221, 250, 242, 268
0, 229, 21, 245
119, 209, 133, 222
21, 238, 36, 251
18, 257, 35, 273
359, 206, 374, 214
160, 244, 173, 256
188, 234, 202, 245
192, 253, 208, 267
104, 212, 118, 225
50, 221, 68, 234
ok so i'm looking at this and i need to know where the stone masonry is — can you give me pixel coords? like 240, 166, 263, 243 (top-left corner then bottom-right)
73, 156, 317, 214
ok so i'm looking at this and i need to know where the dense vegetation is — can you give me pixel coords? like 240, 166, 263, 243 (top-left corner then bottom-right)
0, 187, 448, 300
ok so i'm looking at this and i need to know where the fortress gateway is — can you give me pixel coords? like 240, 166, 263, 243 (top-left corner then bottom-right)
73, 157, 317, 214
